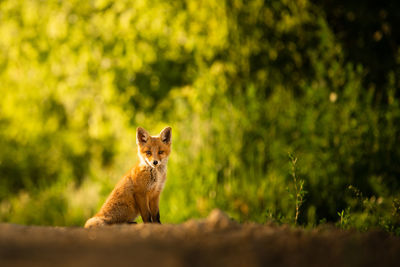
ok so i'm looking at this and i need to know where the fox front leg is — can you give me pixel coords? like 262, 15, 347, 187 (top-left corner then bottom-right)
155, 211, 161, 224
135, 194, 152, 223
149, 194, 161, 224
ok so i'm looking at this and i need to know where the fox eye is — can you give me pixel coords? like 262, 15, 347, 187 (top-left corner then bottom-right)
158, 151, 164, 155
145, 151, 151, 156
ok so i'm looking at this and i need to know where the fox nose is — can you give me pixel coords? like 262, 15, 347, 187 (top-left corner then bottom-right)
153, 160, 158, 165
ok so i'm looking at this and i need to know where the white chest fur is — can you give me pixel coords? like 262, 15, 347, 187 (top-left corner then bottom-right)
147, 165, 167, 192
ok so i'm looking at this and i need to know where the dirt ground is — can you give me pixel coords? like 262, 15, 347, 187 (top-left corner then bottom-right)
1, 209, 399, 267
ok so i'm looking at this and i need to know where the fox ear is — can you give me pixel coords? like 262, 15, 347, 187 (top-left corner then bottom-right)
136, 127, 149, 145
160, 126, 172, 144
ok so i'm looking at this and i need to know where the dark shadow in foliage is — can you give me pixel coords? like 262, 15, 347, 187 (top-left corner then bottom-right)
313, 0, 400, 101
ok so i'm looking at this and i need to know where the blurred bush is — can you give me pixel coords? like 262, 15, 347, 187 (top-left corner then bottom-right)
0, 0, 399, 231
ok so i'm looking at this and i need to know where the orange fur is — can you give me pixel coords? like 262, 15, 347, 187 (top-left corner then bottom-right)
84, 127, 172, 228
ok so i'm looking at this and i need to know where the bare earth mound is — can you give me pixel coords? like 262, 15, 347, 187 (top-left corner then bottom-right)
1, 210, 399, 267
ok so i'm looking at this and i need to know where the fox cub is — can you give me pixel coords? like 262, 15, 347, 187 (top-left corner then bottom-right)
84, 126, 172, 228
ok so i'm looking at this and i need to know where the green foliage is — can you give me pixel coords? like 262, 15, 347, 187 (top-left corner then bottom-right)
288, 153, 306, 225
0, 0, 399, 233
336, 186, 400, 233
337, 207, 352, 230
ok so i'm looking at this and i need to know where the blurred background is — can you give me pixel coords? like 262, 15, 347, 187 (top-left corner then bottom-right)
0, 0, 399, 232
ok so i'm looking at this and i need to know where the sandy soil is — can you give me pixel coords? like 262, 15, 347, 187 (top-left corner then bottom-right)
1, 210, 399, 267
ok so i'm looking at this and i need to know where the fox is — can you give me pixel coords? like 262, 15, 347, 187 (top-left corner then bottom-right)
84, 126, 172, 228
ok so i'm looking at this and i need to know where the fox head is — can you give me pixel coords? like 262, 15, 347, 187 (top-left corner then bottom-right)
136, 126, 172, 168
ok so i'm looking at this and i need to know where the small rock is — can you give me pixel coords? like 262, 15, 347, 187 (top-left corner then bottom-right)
207, 209, 232, 229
